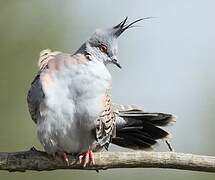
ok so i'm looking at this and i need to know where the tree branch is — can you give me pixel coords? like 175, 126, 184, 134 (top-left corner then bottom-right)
0, 149, 214, 173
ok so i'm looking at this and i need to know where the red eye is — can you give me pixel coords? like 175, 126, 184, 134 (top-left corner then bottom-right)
99, 44, 108, 54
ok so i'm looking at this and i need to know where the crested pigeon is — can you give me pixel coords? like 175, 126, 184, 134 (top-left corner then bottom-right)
27, 17, 176, 166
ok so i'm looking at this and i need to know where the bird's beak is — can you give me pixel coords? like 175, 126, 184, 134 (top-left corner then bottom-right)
112, 58, 121, 69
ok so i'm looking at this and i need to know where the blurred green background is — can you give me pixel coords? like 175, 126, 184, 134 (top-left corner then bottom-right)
0, 0, 215, 179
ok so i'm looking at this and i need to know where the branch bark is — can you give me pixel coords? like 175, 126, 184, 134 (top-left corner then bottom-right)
0, 149, 214, 173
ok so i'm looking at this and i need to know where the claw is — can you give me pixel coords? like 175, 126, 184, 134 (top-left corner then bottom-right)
89, 150, 95, 165
79, 150, 95, 167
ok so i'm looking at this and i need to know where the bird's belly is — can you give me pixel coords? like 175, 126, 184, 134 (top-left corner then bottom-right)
37, 95, 104, 154
37, 110, 96, 154
38, 62, 111, 154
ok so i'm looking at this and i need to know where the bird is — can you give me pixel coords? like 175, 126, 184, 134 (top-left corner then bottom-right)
27, 17, 176, 167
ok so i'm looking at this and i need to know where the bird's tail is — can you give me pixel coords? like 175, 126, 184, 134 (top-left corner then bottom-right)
112, 104, 176, 151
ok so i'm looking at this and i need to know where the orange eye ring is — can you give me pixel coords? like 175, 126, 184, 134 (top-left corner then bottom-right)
99, 44, 108, 54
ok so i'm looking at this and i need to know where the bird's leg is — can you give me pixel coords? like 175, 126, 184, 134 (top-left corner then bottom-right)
63, 152, 70, 166
79, 149, 95, 167
56, 152, 70, 166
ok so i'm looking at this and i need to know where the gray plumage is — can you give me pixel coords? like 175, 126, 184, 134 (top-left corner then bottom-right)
27, 17, 176, 156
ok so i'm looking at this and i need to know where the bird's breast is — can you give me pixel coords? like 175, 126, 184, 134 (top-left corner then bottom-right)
42, 59, 111, 117
38, 60, 111, 153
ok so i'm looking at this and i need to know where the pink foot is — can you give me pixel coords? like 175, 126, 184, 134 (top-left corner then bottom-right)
79, 150, 95, 167
63, 152, 69, 166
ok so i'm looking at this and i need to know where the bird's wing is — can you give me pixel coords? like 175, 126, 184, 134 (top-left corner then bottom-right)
27, 73, 44, 123
96, 90, 116, 149
27, 49, 65, 123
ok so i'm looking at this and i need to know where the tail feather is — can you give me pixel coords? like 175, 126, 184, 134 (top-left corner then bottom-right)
112, 134, 153, 150
119, 110, 175, 126
141, 121, 169, 139
120, 128, 157, 144
112, 104, 176, 150
124, 131, 157, 145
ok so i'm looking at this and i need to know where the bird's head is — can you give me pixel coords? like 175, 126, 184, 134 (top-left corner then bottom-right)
82, 17, 150, 68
